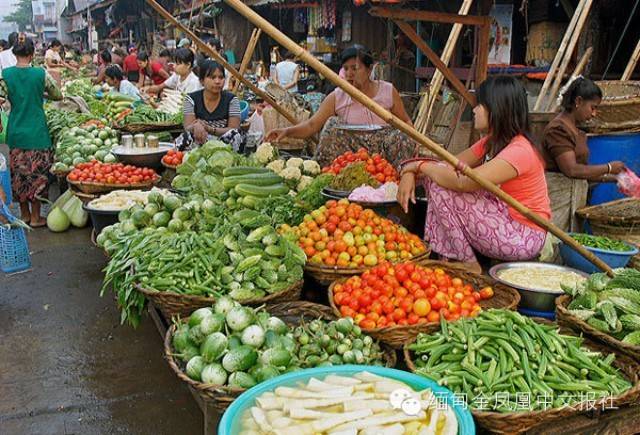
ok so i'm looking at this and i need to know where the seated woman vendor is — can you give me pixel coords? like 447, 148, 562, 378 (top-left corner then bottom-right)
398, 76, 550, 274
183, 60, 245, 151
543, 77, 625, 180
266, 45, 417, 168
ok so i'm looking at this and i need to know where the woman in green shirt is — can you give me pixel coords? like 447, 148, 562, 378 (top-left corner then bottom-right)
0, 35, 62, 227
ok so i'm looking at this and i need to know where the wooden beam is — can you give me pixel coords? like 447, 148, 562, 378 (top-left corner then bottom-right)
476, 21, 490, 84
232, 28, 262, 92
549, 47, 593, 112
622, 38, 640, 81
393, 20, 476, 106
370, 6, 490, 27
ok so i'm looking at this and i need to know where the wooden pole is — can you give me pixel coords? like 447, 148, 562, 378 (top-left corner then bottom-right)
544, 0, 594, 112
144, 0, 306, 131
224, 0, 614, 275
533, 0, 588, 111
549, 47, 593, 112
622, 38, 640, 81
232, 28, 262, 93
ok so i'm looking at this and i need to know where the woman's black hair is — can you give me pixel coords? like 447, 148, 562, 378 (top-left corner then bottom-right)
105, 65, 124, 81
476, 75, 537, 158
137, 51, 149, 62
197, 59, 225, 81
340, 45, 374, 68
90, 48, 98, 55
205, 37, 222, 51
284, 50, 296, 60
100, 49, 112, 64
159, 48, 173, 59
0, 40, 7, 50
561, 77, 602, 112
175, 47, 194, 66
49, 39, 62, 48
13, 36, 35, 57
7, 32, 17, 48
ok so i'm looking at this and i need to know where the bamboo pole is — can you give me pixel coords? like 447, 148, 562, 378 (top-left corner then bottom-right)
232, 28, 262, 93
144, 0, 308, 133
544, 0, 594, 112
549, 47, 593, 112
533, 0, 588, 111
224, 0, 614, 275
622, 38, 640, 81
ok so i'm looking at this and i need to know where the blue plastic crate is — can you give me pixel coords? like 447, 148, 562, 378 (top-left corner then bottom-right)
0, 203, 31, 273
0, 167, 12, 205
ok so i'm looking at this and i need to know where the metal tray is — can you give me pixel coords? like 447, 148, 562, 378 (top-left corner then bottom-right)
489, 262, 589, 295
335, 124, 382, 132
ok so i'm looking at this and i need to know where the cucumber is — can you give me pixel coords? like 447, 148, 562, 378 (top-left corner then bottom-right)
222, 173, 283, 190
223, 166, 272, 177
235, 183, 289, 198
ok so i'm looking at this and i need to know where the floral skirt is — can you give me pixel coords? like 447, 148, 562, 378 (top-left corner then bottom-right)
9, 148, 53, 203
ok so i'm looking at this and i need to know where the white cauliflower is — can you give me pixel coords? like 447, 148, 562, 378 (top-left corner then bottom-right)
297, 175, 314, 191
266, 159, 286, 174
302, 159, 321, 176
254, 142, 278, 165
286, 157, 304, 170
280, 166, 302, 181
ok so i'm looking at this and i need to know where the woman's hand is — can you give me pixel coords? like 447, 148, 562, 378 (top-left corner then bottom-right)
192, 121, 208, 144
265, 128, 288, 142
609, 161, 626, 174
397, 172, 416, 213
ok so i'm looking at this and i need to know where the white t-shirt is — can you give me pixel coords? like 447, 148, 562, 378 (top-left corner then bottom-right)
45, 49, 63, 67
0, 49, 17, 79
275, 60, 299, 93
164, 72, 202, 94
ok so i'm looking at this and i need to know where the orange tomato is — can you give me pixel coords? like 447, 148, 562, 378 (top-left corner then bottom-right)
413, 298, 431, 317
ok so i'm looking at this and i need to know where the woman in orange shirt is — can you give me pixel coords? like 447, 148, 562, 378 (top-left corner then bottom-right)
398, 76, 550, 273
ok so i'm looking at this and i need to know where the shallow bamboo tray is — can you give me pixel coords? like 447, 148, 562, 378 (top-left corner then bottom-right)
328, 261, 520, 348
66, 175, 160, 194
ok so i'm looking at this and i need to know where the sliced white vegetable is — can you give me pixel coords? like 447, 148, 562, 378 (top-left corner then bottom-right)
324, 375, 362, 385
306, 377, 344, 391
354, 383, 375, 391
311, 409, 372, 432
271, 417, 295, 429
274, 386, 354, 398
424, 408, 440, 434
343, 399, 392, 412
266, 410, 285, 423
282, 394, 375, 411
256, 395, 285, 410
360, 423, 405, 435
328, 429, 358, 435
354, 371, 386, 382
442, 406, 459, 435
374, 380, 412, 394
289, 408, 340, 419
250, 407, 272, 432
331, 411, 426, 432
272, 423, 315, 435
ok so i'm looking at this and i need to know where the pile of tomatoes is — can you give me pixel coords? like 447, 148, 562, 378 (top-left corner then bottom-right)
282, 199, 426, 268
332, 262, 495, 329
162, 149, 184, 167
322, 148, 398, 184
68, 161, 158, 184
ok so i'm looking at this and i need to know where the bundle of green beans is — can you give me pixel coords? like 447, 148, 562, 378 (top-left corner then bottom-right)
572, 233, 633, 252
409, 309, 632, 412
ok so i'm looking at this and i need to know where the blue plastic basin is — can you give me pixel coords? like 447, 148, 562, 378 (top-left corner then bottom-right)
218, 365, 476, 435
239, 100, 250, 121
560, 233, 639, 274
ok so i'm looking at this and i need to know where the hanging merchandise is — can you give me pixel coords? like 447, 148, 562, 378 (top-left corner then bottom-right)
321, 0, 336, 29
294, 8, 307, 33
341, 10, 352, 42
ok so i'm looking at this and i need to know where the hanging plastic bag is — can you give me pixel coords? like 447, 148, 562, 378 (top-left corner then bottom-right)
616, 168, 640, 198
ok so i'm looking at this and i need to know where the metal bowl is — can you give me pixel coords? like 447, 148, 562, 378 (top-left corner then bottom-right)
489, 262, 589, 312
111, 143, 174, 170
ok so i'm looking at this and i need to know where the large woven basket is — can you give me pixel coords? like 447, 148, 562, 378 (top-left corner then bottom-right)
67, 176, 160, 194
135, 279, 303, 321
305, 249, 431, 287
556, 294, 640, 361
164, 301, 397, 413
592, 81, 640, 124
403, 319, 640, 434
328, 261, 520, 348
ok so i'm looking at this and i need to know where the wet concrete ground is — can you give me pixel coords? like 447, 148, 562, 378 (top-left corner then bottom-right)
0, 228, 207, 434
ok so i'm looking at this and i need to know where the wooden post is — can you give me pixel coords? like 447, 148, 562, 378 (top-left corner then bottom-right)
476, 22, 490, 84
224, 0, 614, 275
622, 38, 640, 81
533, 0, 588, 111
393, 20, 476, 106
232, 28, 262, 93
549, 47, 593, 112
544, 0, 594, 111
144, 0, 307, 132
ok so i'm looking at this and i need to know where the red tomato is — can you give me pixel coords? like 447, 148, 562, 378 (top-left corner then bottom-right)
480, 287, 494, 299
360, 319, 376, 329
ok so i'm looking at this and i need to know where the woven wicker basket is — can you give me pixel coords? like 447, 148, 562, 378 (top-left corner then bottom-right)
403, 319, 640, 434
305, 249, 432, 287
592, 81, 640, 124
328, 261, 521, 348
556, 294, 640, 361
119, 122, 182, 134
135, 279, 303, 321
50, 167, 71, 179
70, 189, 99, 205
67, 176, 160, 194
164, 301, 397, 413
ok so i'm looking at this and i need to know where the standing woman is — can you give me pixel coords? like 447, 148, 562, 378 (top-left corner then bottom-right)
0, 35, 62, 227
274, 51, 300, 93
183, 60, 244, 151
397, 76, 550, 273
45, 39, 75, 85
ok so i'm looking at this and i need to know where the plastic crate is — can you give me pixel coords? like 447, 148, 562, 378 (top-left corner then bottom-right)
0, 166, 12, 205
0, 203, 31, 273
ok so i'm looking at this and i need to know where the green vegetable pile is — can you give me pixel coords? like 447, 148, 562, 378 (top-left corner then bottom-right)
410, 309, 632, 412
564, 268, 640, 345
122, 103, 183, 125
45, 107, 94, 144
572, 234, 633, 252
173, 298, 297, 389
330, 162, 380, 192
51, 124, 118, 172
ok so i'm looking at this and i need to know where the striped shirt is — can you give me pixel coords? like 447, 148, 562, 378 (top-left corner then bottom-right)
184, 89, 240, 128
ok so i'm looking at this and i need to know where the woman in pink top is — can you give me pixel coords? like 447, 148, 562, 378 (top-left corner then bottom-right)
266, 45, 417, 168
398, 76, 551, 273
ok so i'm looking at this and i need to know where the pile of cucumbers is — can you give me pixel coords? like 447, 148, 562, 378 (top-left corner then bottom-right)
221, 166, 290, 210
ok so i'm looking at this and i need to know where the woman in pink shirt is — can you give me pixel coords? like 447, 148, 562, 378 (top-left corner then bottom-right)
398, 76, 551, 273
266, 45, 417, 167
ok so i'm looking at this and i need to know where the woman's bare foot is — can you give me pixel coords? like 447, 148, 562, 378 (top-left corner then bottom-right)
19, 203, 31, 223
30, 217, 46, 228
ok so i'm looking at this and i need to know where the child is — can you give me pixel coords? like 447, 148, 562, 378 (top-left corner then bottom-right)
105, 65, 141, 100
146, 48, 201, 95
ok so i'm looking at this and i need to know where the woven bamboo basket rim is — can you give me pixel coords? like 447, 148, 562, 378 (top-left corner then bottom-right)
327, 261, 520, 349
403, 316, 640, 434
50, 167, 71, 178
66, 175, 160, 194
134, 279, 303, 320
164, 301, 396, 410
576, 198, 640, 225
305, 249, 431, 276
556, 294, 640, 360
161, 160, 179, 170
595, 80, 640, 104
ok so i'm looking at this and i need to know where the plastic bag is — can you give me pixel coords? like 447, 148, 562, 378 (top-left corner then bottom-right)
616, 168, 640, 198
